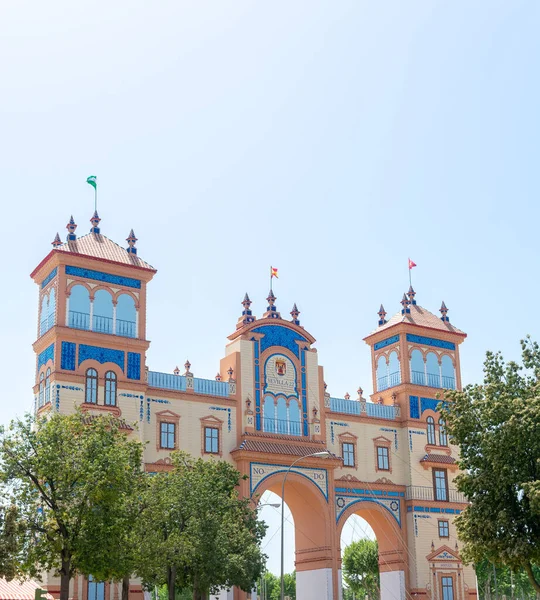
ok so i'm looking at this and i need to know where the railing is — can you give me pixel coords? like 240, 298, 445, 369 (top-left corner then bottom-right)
388, 371, 401, 387
148, 371, 187, 391
329, 397, 399, 420
116, 318, 136, 338
377, 376, 388, 391
93, 315, 113, 334
263, 417, 301, 436
411, 370, 456, 390
411, 370, 425, 385
406, 485, 467, 504
194, 377, 229, 397
442, 375, 456, 390
427, 373, 441, 388
69, 310, 90, 330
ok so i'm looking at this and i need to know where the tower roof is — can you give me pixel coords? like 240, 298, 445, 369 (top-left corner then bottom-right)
367, 303, 465, 337
53, 232, 155, 270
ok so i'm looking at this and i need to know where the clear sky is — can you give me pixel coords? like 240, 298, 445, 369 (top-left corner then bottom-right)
2, 0, 540, 578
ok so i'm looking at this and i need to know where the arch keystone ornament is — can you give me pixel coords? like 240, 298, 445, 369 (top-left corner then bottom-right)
29, 214, 473, 600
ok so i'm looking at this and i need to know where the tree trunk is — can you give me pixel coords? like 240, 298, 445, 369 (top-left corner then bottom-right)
524, 563, 540, 595
167, 566, 176, 600
59, 558, 71, 600
122, 575, 130, 600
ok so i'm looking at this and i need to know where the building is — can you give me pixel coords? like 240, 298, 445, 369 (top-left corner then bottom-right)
30, 213, 476, 600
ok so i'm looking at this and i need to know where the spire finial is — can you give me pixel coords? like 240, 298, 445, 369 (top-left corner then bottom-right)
52, 232, 62, 247
407, 285, 417, 305
66, 216, 77, 241
440, 301, 450, 322
90, 210, 101, 234
401, 293, 410, 315
378, 304, 387, 326
126, 229, 138, 254
173, 366, 180, 376
236, 293, 255, 329
263, 289, 281, 319
184, 360, 192, 376
290, 303, 300, 325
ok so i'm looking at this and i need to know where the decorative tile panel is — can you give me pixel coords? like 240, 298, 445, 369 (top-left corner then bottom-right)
251, 325, 307, 358
374, 335, 400, 351
66, 265, 141, 289
250, 462, 328, 500
420, 397, 446, 414
41, 267, 58, 289
335, 487, 403, 526
127, 352, 141, 380
406, 334, 455, 351
78, 344, 124, 371
38, 343, 55, 369
409, 396, 420, 419
61, 342, 76, 371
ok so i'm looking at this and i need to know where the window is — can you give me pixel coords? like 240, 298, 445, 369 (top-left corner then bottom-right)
439, 418, 448, 446
45, 368, 51, 405
438, 520, 450, 538
87, 576, 105, 600
85, 368, 98, 404
38, 372, 45, 408
433, 468, 449, 501
204, 427, 219, 454
441, 577, 454, 600
342, 442, 355, 467
160, 422, 175, 449
427, 416, 436, 445
104, 371, 117, 406
377, 446, 390, 470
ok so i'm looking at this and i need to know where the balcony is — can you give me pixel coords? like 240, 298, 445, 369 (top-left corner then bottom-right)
147, 371, 233, 398
411, 370, 456, 390
147, 371, 187, 391
68, 311, 136, 339
263, 417, 302, 436
328, 397, 399, 420
377, 370, 401, 392
193, 377, 229, 398
405, 485, 467, 504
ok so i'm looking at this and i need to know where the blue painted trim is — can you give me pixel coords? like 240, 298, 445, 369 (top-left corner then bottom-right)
374, 335, 400, 351
61, 342, 76, 371
409, 396, 420, 419
335, 487, 405, 497
250, 462, 328, 501
38, 343, 55, 369
406, 334, 455, 351
66, 265, 141, 289
41, 267, 58, 289
127, 352, 141, 380
412, 506, 461, 514
301, 349, 308, 436
420, 396, 446, 414
336, 496, 401, 526
78, 344, 125, 371
254, 339, 261, 431
251, 324, 307, 358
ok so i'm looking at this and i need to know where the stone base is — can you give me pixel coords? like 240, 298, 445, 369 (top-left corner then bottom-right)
297, 568, 333, 600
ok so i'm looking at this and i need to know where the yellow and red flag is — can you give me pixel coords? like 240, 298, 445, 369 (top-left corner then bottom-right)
408, 258, 417, 270
271, 266, 279, 279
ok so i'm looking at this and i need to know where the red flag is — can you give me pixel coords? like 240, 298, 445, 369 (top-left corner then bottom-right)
408, 258, 417, 270
271, 266, 279, 279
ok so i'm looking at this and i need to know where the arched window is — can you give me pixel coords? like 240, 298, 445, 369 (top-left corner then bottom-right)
376, 356, 388, 391
38, 372, 45, 407
410, 349, 425, 385
441, 355, 455, 390
45, 368, 51, 405
116, 294, 137, 338
39, 295, 48, 336
48, 288, 56, 330
439, 418, 448, 446
263, 396, 275, 433
426, 352, 441, 388
85, 368, 98, 404
104, 371, 117, 406
427, 416, 436, 445
93, 290, 113, 334
388, 351, 401, 387
276, 397, 287, 434
69, 285, 91, 330
289, 399, 301, 436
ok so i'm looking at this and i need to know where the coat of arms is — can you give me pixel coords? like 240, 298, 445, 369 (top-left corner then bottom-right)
275, 359, 286, 376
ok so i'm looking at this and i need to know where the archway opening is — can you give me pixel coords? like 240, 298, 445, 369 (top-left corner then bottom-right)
340, 514, 377, 600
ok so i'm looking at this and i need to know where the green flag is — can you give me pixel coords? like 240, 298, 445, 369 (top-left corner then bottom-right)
86, 175, 97, 189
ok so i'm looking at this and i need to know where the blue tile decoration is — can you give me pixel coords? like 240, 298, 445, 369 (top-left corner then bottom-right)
301, 349, 308, 436
380, 427, 399, 450
420, 397, 446, 414
146, 398, 151, 423
61, 385, 83, 391
149, 397, 170, 404
228, 408, 232, 432
38, 343, 55, 369
66, 265, 141, 289
41, 267, 58, 289
139, 398, 144, 421
78, 344, 124, 371
408, 429, 425, 450
55, 385, 60, 412
251, 325, 307, 358
127, 352, 141, 380
120, 393, 145, 399
374, 335, 400, 351
335, 487, 403, 526
406, 334, 455, 351
61, 342, 76, 371
330, 421, 349, 445
409, 395, 420, 419
253, 338, 261, 431
412, 506, 461, 514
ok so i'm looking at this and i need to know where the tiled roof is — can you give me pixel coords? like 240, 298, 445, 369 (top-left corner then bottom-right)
0, 579, 54, 600
370, 304, 465, 336
234, 438, 336, 458
55, 233, 155, 271
420, 453, 456, 464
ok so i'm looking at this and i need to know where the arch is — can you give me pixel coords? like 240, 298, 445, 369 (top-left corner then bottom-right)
441, 355, 455, 389
69, 284, 91, 330
439, 417, 448, 446
104, 371, 117, 406
38, 372, 45, 407
276, 396, 287, 434
388, 351, 401, 387
93, 289, 113, 334
48, 288, 56, 330
45, 368, 51, 405
426, 352, 441, 388
427, 416, 436, 445
289, 399, 301, 436
263, 395, 275, 433
376, 355, 388, 391
39, 295, 49, 336
410, 349, 425, 385
116, 293, 137, 338
85, 368, 98, 404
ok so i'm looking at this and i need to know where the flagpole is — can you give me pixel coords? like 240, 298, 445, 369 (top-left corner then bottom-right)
409, 259, 412, 288
270, 266, 272, 293
94, 184, 97, 213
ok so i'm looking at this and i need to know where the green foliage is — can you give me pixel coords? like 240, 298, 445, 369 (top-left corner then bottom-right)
259, 571, 295, 600
0, 411, 144, 600
135, 452, 267, 600
475, 559, 540, 600
342, 539, 379, 600
442, 338, 540, 592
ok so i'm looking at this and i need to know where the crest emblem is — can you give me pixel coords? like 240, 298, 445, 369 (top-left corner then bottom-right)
275, 359, 286, 376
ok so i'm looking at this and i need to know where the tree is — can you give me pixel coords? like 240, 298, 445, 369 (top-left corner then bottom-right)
135, 452, 267, 600
259, 571, 295, 600
442, 338, 540, 592
0, 411, 144, 600
342, 539, 379, 600
475, 559, 540, 600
